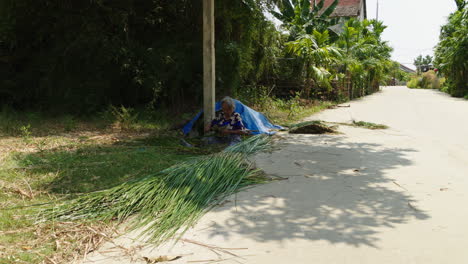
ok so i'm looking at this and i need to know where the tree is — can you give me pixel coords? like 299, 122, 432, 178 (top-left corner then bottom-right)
423, 55, 433, 66
414, 55, 424, 75
336, 19, 393, 97
286, 30, 342, 94
434, 1, 467, 97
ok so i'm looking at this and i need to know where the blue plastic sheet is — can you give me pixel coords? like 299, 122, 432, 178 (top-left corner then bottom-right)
182, 99, 284, 135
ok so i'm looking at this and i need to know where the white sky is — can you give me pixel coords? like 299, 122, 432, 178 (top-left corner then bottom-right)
265, 0, 458, 70
366, 0, 457, 69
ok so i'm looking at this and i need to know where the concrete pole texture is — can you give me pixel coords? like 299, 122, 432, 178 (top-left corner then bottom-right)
203, 0, 215, 131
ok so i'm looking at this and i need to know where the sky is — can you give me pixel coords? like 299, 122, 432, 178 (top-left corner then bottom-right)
365, 0, 457, 69
265, 0, 458, 70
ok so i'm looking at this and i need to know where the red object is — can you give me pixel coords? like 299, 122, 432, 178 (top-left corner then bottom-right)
434, 68, 439, 72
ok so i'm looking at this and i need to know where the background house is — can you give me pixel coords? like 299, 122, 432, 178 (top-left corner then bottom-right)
317, 0, 367, 20
400, 64, 416, 74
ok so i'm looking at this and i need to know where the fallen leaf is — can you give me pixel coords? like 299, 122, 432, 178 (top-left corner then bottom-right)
143, 256, 181, 263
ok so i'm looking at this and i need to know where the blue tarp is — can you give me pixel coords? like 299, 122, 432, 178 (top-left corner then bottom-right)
183, 99, 284, 135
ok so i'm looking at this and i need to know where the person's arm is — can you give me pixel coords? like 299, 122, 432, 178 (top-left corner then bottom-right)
221, 113, 247, 135
205, 112, 221, 132
204, 122, 212, 132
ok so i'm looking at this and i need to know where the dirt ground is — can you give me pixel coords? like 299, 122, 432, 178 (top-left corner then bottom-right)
82, 86, 468, 264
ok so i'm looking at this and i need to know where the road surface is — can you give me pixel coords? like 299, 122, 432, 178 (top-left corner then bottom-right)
83, 86, 468, 264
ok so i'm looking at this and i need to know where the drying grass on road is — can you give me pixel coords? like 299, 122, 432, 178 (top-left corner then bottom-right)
288, 121, 338, 134
38, 135, 271, 245
350, 121, 388, 130
332, 120, 389, 130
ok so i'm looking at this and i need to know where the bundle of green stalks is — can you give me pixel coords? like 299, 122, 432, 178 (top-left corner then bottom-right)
37, 135, 271, 244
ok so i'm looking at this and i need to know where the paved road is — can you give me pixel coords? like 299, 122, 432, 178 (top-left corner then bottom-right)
84, 86, 468, 264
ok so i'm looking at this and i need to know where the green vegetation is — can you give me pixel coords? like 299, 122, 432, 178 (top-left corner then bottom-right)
271, 0, 341, 40
351, 121, 388, 130
413, 55, 433, 75
287, 119, 388, 133
245, 93, 336, 126
38, 136, 271, 245
288, 120, 338, 134
407, 70, 445, 90
434, 0, 468, 97
1, 0, 397, 116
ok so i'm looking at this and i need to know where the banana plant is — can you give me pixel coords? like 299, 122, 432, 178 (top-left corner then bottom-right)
271, 0, 340, 40
286, 30, 342, 91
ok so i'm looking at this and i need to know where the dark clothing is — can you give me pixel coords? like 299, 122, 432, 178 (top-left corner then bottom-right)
205, 111, 245, 146
210, 111, 245, 132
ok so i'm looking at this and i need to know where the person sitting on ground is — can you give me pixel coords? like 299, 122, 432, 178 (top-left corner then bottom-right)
204, 96, 247, 146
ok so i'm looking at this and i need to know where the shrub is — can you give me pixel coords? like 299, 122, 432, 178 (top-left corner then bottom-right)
407, 77, 419, 88
407, 71, 442, 89
110, 105, 139, 130
421, 70, 439, 89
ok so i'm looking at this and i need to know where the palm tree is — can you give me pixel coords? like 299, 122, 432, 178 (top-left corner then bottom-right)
336, 19, 393, 98
414, 55, 424, 75
286, 30, 342, 94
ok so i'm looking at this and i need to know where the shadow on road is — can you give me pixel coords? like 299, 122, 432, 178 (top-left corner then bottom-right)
205, 134, 429, 248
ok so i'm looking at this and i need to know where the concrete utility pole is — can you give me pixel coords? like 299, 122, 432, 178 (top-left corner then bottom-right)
203, 0, 215, 131
376, 0, 379, 21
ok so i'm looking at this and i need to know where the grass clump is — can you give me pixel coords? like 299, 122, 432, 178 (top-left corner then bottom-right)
288, 120, 338, 134
37, 135, 271, 244
351, 121, 388, 130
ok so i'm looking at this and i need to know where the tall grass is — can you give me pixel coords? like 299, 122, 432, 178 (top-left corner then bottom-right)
38, 135, 271, 244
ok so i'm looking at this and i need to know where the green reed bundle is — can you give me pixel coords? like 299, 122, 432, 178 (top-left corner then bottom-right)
38, 135, 271, 244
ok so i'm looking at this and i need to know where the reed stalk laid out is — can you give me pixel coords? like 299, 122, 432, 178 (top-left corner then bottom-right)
37, 135, 271, 244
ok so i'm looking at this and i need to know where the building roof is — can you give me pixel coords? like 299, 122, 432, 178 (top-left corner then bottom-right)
319, 0, 366, 18
399, 63, 416, 74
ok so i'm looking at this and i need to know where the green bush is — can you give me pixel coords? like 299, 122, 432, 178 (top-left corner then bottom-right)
422, 70, 439, 89
407, 71, 442, 89
407, 77, 419, 88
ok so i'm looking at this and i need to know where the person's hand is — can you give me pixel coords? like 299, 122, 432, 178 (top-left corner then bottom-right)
219, 129, 231, 135
204, 122, 212, 132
